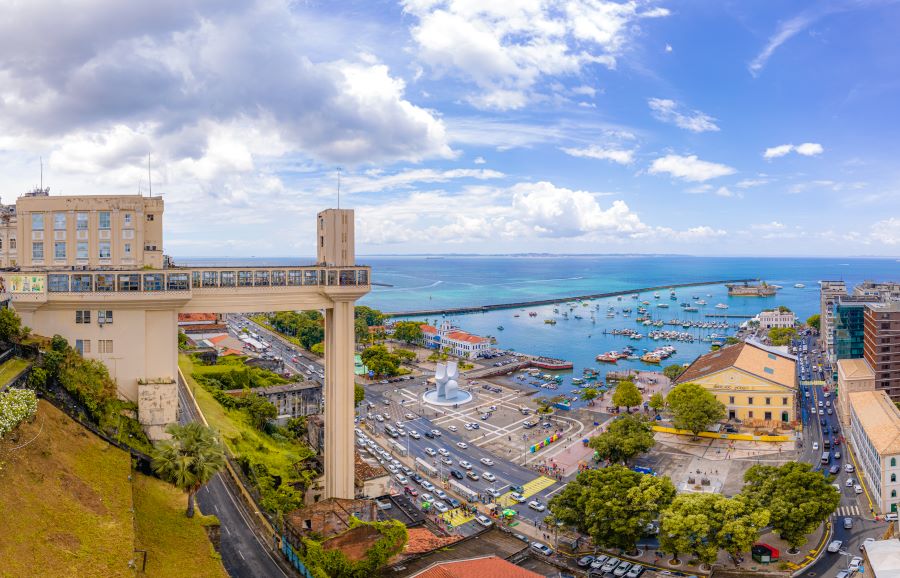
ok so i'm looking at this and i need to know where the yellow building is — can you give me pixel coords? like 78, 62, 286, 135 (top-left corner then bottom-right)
675, 341, 798, 427
0, 189, 370, 500
836, 358, 875, 427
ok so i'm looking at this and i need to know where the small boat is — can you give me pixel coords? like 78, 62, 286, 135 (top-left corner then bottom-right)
684, 307, 699, 312
544, 319, 557, 325
513, 314, 520, 317
497, 325, 504, 330
597, 352, 619, 363
641, 353, 661, 364
653, 293, 660, 299
572, 378, 584, 385
794, 283, 805, 288
715, 303, 729, 309
657, 303, 669, 308
574, 315, 583, 320
697, 300, 707, 305
528, 311, 538, 317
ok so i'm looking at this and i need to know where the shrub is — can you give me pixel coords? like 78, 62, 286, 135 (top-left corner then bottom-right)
0, 388, 38, 438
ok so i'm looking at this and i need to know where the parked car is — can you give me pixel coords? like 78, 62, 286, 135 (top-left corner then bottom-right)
590, 555, 610, 569
613, 562, 632, 577
626, 565, 645, 578
530, 542, 553, 556
474, 514, 493, 527
576, 556, 595, 568
601, 558, 621, 573
433, 489, 447, 500
421, 481, 435, 491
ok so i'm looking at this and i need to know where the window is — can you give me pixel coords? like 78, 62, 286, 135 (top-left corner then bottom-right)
77, 242, 88, 259
143, 274, 163, 291
288, 270, 303, 286
31, 213, 44, 230
146, 213, 155, 221
48, 274, 69, 292
124, 243, 131, 256
98, 340, 113, 354
95, 274, 115, 292
893, 458, 897, 468
76, 310, 91, 324
238, 271, 253, 286
9, 238, 14, 250
99, 211, 111, 229
98, 310, 113, 324
54, 241, 66, 260
254, 270, 269, 286
220, 271, 235, 287
192, 271, 200, 288
32, 241, 43, 260
764, 411, 772, 421
893, 490, 897, 498
117, 274, 140, 291
75, 339, 90, 354
747, 397, 754, 405
768, 353, 777, 360
782, 397, 788, 405
76, 212, 88, 230
71, 274, 92, 292
748, 411, 754, 418
764, 367, 775, 374
166, 273, 189, 291
124, 213, 132, 227
765, 397, 771, 405
54, 213, 66, 230
202, 271, 218, 287
728, 396, 735, 404
893, 473, 897, 483
98, 241, 111, 259
272, 270, 286, 285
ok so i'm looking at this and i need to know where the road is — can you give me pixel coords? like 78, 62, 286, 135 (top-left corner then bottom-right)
177, 375, 291, 578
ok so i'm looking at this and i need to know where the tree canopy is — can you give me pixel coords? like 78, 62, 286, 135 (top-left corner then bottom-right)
663, 364, 685, 381
611, 380, 642, 412
740, 462, 840, 549
588, 414, 655, 464
666, 382, 725, 436
354, 305, 385, 327
152, 422, 226, 517
806, 314, 820, 331
0, 307, 30, 343
580, 388, 599, 405
648, 392, 665, 413
360, 345, 404, 377
269, 311, 324, 350
392, 321, 423, 344
767, 327, 797, 346
549, 465, 675, 552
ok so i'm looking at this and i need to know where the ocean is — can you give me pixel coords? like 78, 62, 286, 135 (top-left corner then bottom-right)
178, 255, 900, 402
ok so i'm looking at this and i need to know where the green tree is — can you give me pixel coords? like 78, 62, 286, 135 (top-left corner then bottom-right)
392, 321, 423, 345
394, 348, 416, 363
580, 387, 599, 406
717, 496, 771, 562
286, 416, 308, 439
259, 475, 303, 524
612, 380, 642, 413
549, 465, 675, 553
244, 393, 277, 430
741, 461, 840, 550
767, 327, 797, 346
724, 336, 740, 345
535, 395, 564, 415
177, 331, 190, 350
355, 383, 365, 405
0, 307, 29, 343
361, 344, 401, 377
310, 342, 325, 356
806, 314, 820, 331
648, 392, 665, 414
666, 382, 725, 436
588, 414, 655, 464
354, 305, 385, 327
663, 364, 685, 382
777, 305, 792, 313
151, 422, 226, 517
355, 317, 370, 344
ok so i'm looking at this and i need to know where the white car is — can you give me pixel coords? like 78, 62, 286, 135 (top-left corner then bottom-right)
434, 489, 448, 500
849, 556, 863, 571
459, 460, 473, 470
424, 447, 437, 457
395, 474, 408, 484
474, 514, 493, 527
480, 457, 495, 466
457, 442, 468, 449
375, 415, 385, 422
528, 500, 546, 511
845, 464, 855, 473
440, 457, 452, 465
510, 492, 527, 503
387, 464, 399, 473
421, 480, 435, 491
482, 472, 496, 482
827, 540, 843, 553
438, 448, 450, 456
819, 409, 825, 415
432, 500, 449, 513
813, 442, 819, 451
420, 493, 434, 502
408, 430, 421, 439
430, 429, 442, 437
448, 425, 458, 432
405, 413, 416, 420
486, 488, 501, 498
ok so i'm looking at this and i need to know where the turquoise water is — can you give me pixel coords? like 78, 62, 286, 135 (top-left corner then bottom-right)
179, 255, 900, 402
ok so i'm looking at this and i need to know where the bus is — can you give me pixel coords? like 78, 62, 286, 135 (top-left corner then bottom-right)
415, 457, 438, 478
389, 439, 407, 456
449, 479, 479, 503
384, 425, 399, 438
821, 452, 830, 464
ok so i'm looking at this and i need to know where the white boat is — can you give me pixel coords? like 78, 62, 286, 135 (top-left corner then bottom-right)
697, 300, 707, 305
794, 283, 805, 288
715, 303, 729, 309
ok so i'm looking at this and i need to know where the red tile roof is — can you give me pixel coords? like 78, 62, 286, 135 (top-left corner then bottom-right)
208, 334, 230, 345
411, 556, 541, 578
446, 331, 488, 344
420, 324, 437, 334
402, 527, 462, 555
178, 313, 219, 322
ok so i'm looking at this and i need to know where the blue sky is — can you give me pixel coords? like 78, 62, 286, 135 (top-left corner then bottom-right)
0, 0, 898, 256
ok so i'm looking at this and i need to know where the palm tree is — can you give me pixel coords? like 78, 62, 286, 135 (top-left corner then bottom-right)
580, 388, 599, 406
152, 422, 226, 517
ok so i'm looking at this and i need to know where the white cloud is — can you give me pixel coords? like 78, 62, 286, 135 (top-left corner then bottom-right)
647, 98, 719, 132
665, 43, 673, 53
649, 154, 736, 182
872, 218, 900, 245
751, 221, 786, 231
560, 145, 635, 165
765, 142, 824, 159
473, 156, 486, 164
664, 226, 727, 240
402, 0, 671, 109
736, 178, 769, 188
714, 186, 739, 198
340, 168, 505, 194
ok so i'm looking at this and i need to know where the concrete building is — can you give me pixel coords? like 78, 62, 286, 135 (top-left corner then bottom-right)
861, 539, 900, 577
675, 341, 798, 427
224, 382, 323, 421
833, 295, 882, 361
848, 390, 900, 514
836, 358, 875, 427
864, 302, 900, 400
757, 308, 796, 329
419, 320, 491, 358
0, 190, 370, 500
409, 556, 542, 578
853, 280, 900, 301
820, 281, 848, 362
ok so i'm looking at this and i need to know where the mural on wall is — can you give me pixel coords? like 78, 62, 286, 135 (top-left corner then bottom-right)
3, 274, 45, 293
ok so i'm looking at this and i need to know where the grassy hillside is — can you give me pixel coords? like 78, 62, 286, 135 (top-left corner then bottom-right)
0, 400, 227, 578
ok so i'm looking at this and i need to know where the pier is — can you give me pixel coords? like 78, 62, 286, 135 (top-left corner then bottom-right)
384, 278, 757, 317
703, 314, 755, 319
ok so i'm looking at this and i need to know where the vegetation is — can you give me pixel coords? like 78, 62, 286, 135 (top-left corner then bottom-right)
152, 423, 226, 518
535, 395, 564, 415
264, 311, 325, 350
360, 344, 411, 377
648, 392, 665, 414
659, 493, 769, 565
0, 307, 30, 343
392, 321, 424, 345
132, 474, 229, 577
807, 313, 821, 331
28, 333, 152, 453
588, 414, 655, 464
355, 383, 365, 405
355, 305, 385, 327
725, 336, 741, 345
611, 380, 642, 412
741, 462, 841, 549
180, 355, 317, 519
191, 356, 286, 430
0, 387, 38, 439
579, 387, 599, 406
178, 331, 191, 350
300, 517, 408, 578
666, 382, 726, 436
767, 326, 797, 346
663, 364, 685, 381
0, 357, 29, 388
549, 465, 675, 553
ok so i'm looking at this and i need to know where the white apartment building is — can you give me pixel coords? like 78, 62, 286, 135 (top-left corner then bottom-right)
758, 309, 796, 329
820, 281, 848, 362
848, 390, 900, 514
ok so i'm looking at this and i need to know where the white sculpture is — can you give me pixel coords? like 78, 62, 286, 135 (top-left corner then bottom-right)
435, 361, 459, 400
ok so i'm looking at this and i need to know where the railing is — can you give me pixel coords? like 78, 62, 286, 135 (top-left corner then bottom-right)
3, 266, 370, 295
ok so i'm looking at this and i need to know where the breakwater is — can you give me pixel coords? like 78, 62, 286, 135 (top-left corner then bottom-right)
384, 278, 757, 317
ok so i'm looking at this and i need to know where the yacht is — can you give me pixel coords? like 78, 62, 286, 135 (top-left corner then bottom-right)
697, 299, 707, 306
794, 283, 805, 288
715, 303, 729, 309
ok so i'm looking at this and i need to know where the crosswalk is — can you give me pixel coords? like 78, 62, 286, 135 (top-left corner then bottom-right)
440, 507, 475, 527
836, 505, 861, 517
496, 475, 557, 506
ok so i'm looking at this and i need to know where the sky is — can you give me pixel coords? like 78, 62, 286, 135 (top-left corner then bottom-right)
1, 0, 899, 257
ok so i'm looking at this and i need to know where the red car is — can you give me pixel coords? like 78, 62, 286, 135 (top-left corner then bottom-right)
404, 486, 418, 497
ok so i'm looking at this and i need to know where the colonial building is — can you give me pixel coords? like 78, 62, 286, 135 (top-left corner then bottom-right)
1, 188, 370, 500
848, 390, 900, 514
675, 341, 797, 427
757, 309, 796, 329
419, 320, 491, 358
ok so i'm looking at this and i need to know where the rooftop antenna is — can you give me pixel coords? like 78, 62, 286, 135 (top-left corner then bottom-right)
337, 167, 342, 209
148, 153, 152, 197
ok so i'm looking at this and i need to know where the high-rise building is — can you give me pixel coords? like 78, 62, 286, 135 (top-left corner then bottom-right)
864, 302, 900, 399
820, 280, 848, 362
834, 295, 883, 360
854, 281, 900, 301
1, 191, 369, 499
